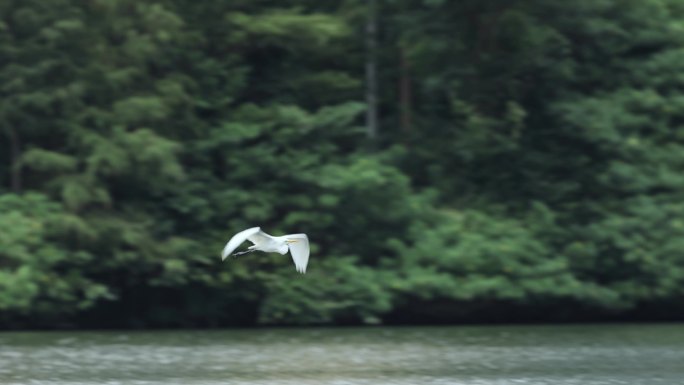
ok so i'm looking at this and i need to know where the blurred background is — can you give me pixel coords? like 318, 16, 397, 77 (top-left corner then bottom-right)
2, 0, 684, 331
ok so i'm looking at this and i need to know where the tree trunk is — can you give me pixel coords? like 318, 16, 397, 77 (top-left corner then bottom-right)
399, 47, 412, 141
6, 126, 22, 192
365, 0, 378, 140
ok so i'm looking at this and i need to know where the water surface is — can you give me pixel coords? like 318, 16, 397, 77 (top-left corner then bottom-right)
1, 324, 682, 384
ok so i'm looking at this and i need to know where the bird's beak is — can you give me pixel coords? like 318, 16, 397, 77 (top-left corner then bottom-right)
287, 239, 298, 244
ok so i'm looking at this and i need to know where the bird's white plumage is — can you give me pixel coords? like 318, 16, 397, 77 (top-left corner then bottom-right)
246, 229, 272, 246
221, 227, 311, 273
286, 234, 310, 273
221, 227, 262, 260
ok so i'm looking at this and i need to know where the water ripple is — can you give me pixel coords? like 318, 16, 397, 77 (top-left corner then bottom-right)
0, 324, 682, 385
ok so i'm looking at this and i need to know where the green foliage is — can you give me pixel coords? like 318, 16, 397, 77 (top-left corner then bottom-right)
225, 9, 349, 48
259, 258, 391, 325
2, 0, 684, 328
0, 193, 111, 320
20, 149, 78, 173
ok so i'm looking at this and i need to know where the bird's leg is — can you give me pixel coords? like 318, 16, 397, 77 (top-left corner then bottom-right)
232, 249, 256, 257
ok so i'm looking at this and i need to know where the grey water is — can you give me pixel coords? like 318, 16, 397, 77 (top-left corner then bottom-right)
1, 324, 683, 385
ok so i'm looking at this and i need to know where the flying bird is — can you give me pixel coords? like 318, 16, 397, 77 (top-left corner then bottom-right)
221, 227, 310, 273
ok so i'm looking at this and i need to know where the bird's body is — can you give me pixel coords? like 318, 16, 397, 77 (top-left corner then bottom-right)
221, 227, 310, 273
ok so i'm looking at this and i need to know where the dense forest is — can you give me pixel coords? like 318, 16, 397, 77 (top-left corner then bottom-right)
2, 0, 684, 329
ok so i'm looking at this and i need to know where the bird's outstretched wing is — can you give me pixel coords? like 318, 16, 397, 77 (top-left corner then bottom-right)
286, 234, 310, 273
247, 228, 272, 245
221, 227, 262, 260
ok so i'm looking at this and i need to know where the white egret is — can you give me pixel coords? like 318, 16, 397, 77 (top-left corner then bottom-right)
221, 227, 310, 273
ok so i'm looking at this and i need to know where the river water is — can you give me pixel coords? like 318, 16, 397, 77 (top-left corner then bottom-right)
0, 324, 682, 384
